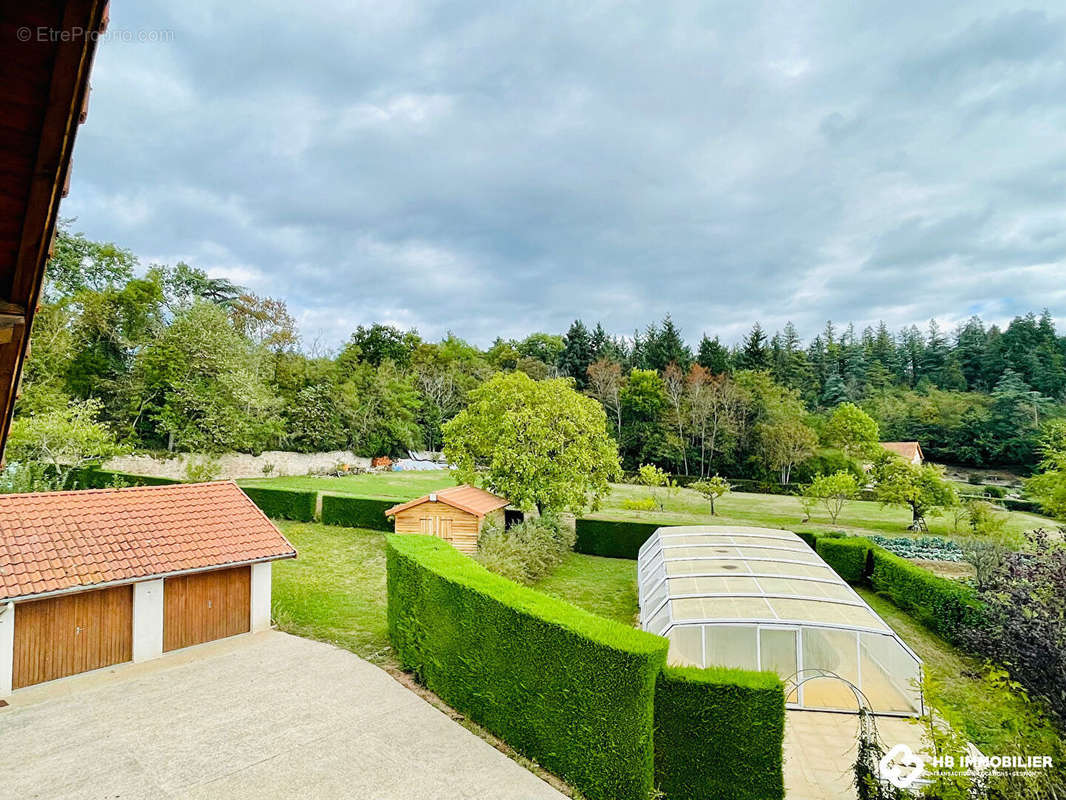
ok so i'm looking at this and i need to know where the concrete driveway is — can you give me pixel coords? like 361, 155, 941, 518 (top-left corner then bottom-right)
1, 631, 565, 800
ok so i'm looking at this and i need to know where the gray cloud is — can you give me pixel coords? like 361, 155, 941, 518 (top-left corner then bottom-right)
63, 1, 1066, 349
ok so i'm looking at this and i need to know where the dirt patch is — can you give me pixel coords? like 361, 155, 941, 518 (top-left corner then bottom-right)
910, 558, 975, 580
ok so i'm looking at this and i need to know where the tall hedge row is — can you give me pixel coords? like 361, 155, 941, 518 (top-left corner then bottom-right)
654, 666, 785, 800
814, 536, 873, 584
869, 548, 983, 644
387, 534, 668, 800
240, 486, 317, 522
574, 518, 662, 559
68, 467, 182, 489
321, 494, 395, 531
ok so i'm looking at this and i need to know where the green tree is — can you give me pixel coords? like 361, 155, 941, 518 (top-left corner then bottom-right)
690, 476, 731, 516
339, 324, 420, 370
619, 368, 669, 469
696, 334, 731, 373
558, 319, 594, 389
338, 361, 422, 456
757, 418, 819, 484
1025, 419, 1066, 520
132, 302, 282, 452
824, 402, 880, 459
871, 455, 957, 531
287, 384, 346, 452
736, 322, 770, 371
802, 470, 860, 524
635, 463, 676, 511
8, 398, 119, 487
443, 372, 620, 512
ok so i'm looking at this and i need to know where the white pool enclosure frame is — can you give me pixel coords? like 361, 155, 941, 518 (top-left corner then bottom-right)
638, 526, 923, 716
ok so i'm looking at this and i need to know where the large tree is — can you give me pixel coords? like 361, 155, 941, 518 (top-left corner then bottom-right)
871, 454, 957, 531
443, 372, 620, 512
7, 398, 119, 487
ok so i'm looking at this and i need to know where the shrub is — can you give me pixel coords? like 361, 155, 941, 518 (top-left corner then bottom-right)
240, 486, 316, 522
869, 547, 983, 644
815, 536, 872, 583
654, 666, 785, 800
475, 514, 575, 584
794, 529, 846, 550
574, 518, 662, 559
183, 455, 221, 483
321, 494, 395, 531
387, 535, 668, 800
622, 497, 657, 512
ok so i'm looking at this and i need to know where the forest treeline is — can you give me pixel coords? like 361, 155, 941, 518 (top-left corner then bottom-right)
16, 225, 1066, 479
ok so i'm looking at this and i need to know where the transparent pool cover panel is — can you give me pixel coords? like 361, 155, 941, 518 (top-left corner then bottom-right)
638, 526, 923, 715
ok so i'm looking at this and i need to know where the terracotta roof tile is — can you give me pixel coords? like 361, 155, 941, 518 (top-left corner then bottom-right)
0, 481, 295, 601
383, 484, 510, 518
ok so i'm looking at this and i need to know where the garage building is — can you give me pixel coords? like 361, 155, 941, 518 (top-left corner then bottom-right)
0, 481, 296, 694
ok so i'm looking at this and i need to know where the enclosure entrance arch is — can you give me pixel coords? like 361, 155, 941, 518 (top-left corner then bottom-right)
637, 525, 924, 716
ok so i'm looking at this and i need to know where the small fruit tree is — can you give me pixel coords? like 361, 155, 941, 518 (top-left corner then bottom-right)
690, 476, 731, 516
802, 471, 860, 524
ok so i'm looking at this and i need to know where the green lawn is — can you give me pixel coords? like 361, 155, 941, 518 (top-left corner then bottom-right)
596, 482, 1053, 544
271, 521, 393, 664
241, 470, 456, 500
246, 471, 1054, 543
532, 552, 639, 626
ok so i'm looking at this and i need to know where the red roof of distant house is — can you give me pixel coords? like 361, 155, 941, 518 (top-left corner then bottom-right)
384, 485, 509, 518
0, 482, 296, 602
880, 442, 924, 462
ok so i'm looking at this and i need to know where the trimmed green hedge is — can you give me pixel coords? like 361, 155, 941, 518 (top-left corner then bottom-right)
815, 536, 873, 583
240, 486, 316, 522
575, 518, 662, 559
321, 494, 395, 531
794, 529, 845, 550
654, 666, 785, 800
869, 548, 983, 644
387, 534, 668, 800
68, 467, 182, 488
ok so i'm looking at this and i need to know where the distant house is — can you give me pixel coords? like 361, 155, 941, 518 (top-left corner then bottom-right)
385, 485, 510, 554
880, 441, 924, 465
0, 482, 296, 696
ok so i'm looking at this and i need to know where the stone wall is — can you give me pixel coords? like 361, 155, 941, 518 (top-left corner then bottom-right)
103, 451, 373, 481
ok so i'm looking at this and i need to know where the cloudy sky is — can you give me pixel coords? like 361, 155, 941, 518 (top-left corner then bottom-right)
64, 1, 1066, 350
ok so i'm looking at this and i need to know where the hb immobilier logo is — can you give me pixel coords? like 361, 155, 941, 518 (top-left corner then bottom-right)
879, 743, 926, 789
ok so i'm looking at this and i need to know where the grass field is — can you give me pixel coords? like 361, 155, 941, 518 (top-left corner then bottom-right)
246, 470, 1055, 543
532, 552, 639, 626
240, 470, 457, 499
271, 521, 393, 664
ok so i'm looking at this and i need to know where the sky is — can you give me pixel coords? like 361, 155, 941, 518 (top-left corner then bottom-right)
63, 1, 1066, 351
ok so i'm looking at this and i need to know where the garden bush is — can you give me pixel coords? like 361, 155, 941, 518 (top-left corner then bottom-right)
240, 486, 316, 522
321, 493, 395, 531
476, 514, 575, 583
869, 547, 983, 644
794, 529, 845, 550
575, 518, 662, 559
654, 666, 785, 800
815, 536, 873, 583
387, 535, 668, 800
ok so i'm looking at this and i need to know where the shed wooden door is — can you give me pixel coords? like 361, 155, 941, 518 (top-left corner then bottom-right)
163, 566, 250, 652
13, 585, 133, 690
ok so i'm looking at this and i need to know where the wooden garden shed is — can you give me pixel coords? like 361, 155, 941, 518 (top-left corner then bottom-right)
385, 485, 509, 554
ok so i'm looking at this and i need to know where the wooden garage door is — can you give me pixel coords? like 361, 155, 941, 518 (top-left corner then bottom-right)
13, 585, 133, 690
163, 566, 250, 652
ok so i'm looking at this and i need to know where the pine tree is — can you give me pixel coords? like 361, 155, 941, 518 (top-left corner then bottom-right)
737, 322, 770, 371
558, 320, 594, 389
696, 334, 731, 373
954, 316, 988, 390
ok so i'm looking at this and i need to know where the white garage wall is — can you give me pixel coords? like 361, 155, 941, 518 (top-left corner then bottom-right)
133, 579, 164, 662
250, 563, 272, 632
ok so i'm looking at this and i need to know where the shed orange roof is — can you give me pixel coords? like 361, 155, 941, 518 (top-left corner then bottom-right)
880, 442, 924, 462
0, 482, 296, 602
384, 485, 509, 518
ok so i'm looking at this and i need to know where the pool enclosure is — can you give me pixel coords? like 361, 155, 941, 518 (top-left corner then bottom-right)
638, 526, 923, 716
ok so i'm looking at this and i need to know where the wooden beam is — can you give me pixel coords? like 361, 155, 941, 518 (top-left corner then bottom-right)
0, 0, 108, 462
